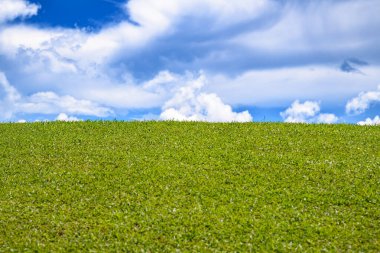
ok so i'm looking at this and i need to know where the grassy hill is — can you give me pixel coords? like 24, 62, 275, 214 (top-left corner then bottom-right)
0, 122, 379, 252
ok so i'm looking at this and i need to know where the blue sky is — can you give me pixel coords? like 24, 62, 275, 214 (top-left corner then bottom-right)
26, 0, 128, 29
0, 0, 379, 124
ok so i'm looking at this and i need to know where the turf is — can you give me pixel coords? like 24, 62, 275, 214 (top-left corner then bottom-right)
0, 121, 379, 252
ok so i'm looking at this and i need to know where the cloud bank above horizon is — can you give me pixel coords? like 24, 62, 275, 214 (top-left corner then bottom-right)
0, 0, 379, 124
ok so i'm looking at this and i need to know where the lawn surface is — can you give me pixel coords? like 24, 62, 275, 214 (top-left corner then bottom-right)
0, 122, 379, 252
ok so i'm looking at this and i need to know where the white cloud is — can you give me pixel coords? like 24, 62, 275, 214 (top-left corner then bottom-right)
25, 50, 78, 74
48, 71, 179, 110
280, 100, 320, 123
86, 85, 163, 109
160, 73, 252, 122
0, 71, 21, 119
0, 0, 275, 65
0, 25, 77, 59
0, 0, 258, 94
345, 85, 380, 115
357, 115, 380, 126
19, 92, 113, 117
143, 71, 178, 91
0, 0, 379, 122
126, 0, 272, 30
0, 71, 21, 101
281, 100, 338, 124
55, 113, 81, 122
316, 113, 339, 124
0, 0, 39, 24
233, 0, 380, 55
0, 71, 113, 121
208, 66, 380, 107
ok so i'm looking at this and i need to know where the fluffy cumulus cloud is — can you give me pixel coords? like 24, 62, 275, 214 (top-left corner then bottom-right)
316, 114, 339, 124
280, 100, 320, 123
55, 113, 81, 122
357, 116, 380, 126
0, 0, 39, 24
281, 100, 338, 124
160, 74, 252, 122
346, 85, 380, 115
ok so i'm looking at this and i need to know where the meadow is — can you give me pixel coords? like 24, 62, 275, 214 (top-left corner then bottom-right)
0, 121, 379, 252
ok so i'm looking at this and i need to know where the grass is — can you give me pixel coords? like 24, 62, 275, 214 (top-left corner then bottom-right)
0, 121, 379, 252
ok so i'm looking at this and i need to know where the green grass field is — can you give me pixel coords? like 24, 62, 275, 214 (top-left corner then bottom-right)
0, 122, 379, 252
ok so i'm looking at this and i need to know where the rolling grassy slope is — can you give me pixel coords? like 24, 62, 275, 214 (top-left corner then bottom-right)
0, 122, 379, 252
